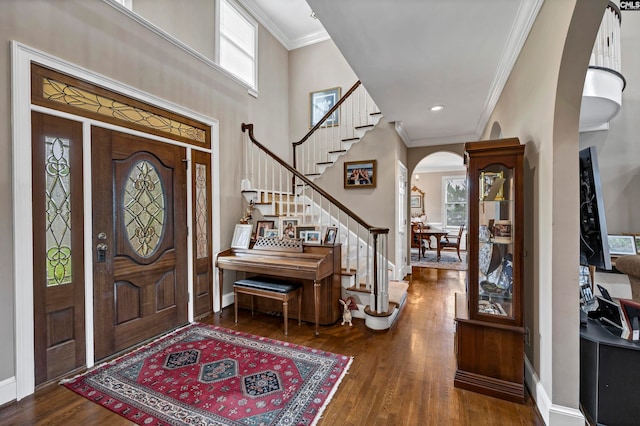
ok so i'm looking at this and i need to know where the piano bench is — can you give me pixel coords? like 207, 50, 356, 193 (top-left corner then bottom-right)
233, 277, 303, 335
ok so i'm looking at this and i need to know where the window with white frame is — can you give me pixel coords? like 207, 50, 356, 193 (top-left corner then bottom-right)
112, 0, 133, 10
442, 176, 467, 228
218, 0, 258, 90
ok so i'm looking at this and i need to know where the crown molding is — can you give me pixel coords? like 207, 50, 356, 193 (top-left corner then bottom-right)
475, 0, 544, 137
237, 0, 330, 51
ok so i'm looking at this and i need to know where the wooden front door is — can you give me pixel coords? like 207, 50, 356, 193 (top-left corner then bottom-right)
31, 112, 86, 386
92, 127, 188, 361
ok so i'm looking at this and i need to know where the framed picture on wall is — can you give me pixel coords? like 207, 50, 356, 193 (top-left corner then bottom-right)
310, 87, 341, 127
608, 234, 637, 256
344, 160, 376, 188
410, 195, 422, 208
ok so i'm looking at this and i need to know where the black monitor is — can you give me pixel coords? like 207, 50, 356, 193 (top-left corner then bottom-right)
579, 146, 611, 270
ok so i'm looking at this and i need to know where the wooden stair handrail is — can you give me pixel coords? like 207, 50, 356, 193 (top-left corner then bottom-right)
242, 123, 387, 233
293, 80, 362, 148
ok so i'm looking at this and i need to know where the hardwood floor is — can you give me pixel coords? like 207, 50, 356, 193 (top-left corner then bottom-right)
0, 267, 544, 425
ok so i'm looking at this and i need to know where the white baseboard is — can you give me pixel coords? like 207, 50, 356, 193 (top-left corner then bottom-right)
0, 376, 16, 406
525, 355, 585, 426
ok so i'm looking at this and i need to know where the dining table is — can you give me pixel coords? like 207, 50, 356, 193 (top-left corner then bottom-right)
414, 227, 449, 261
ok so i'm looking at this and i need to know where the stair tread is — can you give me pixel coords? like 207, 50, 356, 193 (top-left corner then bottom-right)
317, 161, 333, 165
370, 112, 382, 116
355, 124, 374, 129
364, 302, 399, 318
341, 268, 357, 276
305, 173, 321, 176
346, 283, 369, 293
328, 149, 347, 154
342, 137, 359, 142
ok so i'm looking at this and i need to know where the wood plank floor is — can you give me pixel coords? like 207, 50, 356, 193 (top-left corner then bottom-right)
0, 267, 544, 425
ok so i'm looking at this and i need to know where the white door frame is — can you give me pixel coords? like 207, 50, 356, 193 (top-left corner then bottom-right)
396, 161, 410, 279
10, 41, 220, 401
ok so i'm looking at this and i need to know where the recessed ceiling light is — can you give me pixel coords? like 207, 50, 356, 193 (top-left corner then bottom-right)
429, 105, 445, 112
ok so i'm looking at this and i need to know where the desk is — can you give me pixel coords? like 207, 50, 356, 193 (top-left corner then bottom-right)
415, 228, 448, 261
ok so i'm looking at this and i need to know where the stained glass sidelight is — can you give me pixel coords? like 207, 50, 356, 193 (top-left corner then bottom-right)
124, 160, 166, 257
45, 136, 72, 286
195, 163, 208, 259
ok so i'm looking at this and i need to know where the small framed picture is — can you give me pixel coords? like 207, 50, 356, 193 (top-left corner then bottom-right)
480, 171, 505, 201
231, 224, 253, 249
295, 225, 317, 239
304, 230, 322, 245
279, 216, 301, 239
310, 87, 341, 127
264, 229, 279, 238
324, 226, 338, 245
410, 195, 422, 209
254, 220, 275, 240
608, 234, 637, 256
636, 236, 640, 254
344, 160, 376, 189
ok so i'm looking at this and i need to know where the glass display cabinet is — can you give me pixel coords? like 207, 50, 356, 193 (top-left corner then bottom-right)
454, 138, 526, 403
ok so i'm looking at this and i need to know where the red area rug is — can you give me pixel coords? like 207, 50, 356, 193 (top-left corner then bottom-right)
62, 323, 352, 425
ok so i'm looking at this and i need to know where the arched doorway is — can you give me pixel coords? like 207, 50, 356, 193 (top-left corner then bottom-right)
410, 151, 467, 265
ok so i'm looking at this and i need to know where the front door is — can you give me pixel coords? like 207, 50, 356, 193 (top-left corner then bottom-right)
91, 127, 188, 361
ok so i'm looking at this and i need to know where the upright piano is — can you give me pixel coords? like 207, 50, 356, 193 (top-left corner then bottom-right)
215, 238, 342, 335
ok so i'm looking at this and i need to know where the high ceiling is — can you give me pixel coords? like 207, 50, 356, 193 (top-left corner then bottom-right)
241, 0, 543, 148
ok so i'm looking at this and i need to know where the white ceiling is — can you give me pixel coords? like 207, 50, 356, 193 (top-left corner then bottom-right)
241, 0, 543, 151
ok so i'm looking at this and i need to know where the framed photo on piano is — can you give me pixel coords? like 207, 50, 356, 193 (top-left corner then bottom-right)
324, 226, 338, 245
254, 220, 275, 240
231, 224, 252, 249
280, 216, 301, 239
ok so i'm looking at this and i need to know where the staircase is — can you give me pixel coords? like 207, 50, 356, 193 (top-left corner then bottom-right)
241, 121, 406, 331
293, 81, 382, 181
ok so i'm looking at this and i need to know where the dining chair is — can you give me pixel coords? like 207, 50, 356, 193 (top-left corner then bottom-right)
440, 225, 465, 261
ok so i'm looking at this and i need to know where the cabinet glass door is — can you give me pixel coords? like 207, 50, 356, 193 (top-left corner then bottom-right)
477, 164, 515, 319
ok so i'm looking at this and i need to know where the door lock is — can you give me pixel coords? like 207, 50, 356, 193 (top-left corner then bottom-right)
96, 243, 108, 263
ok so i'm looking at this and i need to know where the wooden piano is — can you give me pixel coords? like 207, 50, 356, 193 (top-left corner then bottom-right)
215, 238, 342, 335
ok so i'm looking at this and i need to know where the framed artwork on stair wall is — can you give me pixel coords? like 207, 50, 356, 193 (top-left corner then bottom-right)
310, 87, 341, 127
344, 160, 376, 188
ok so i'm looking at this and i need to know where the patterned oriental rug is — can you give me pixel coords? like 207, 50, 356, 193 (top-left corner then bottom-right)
62, 323, 352, 426
411, 249, 467, 271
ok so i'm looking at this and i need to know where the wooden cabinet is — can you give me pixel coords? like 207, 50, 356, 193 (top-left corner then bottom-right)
454, 138, 526, 403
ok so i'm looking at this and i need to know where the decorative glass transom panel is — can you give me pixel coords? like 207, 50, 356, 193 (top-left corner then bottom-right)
195, 163, 208, 259
41, 77, 206, 144
45, 136, 72, 286
124, 160, 166, 257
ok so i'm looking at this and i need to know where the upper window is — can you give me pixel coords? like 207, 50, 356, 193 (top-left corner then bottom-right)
218, 0, 258, 91
442, 176, 467, 228
112, 0, 133, 10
